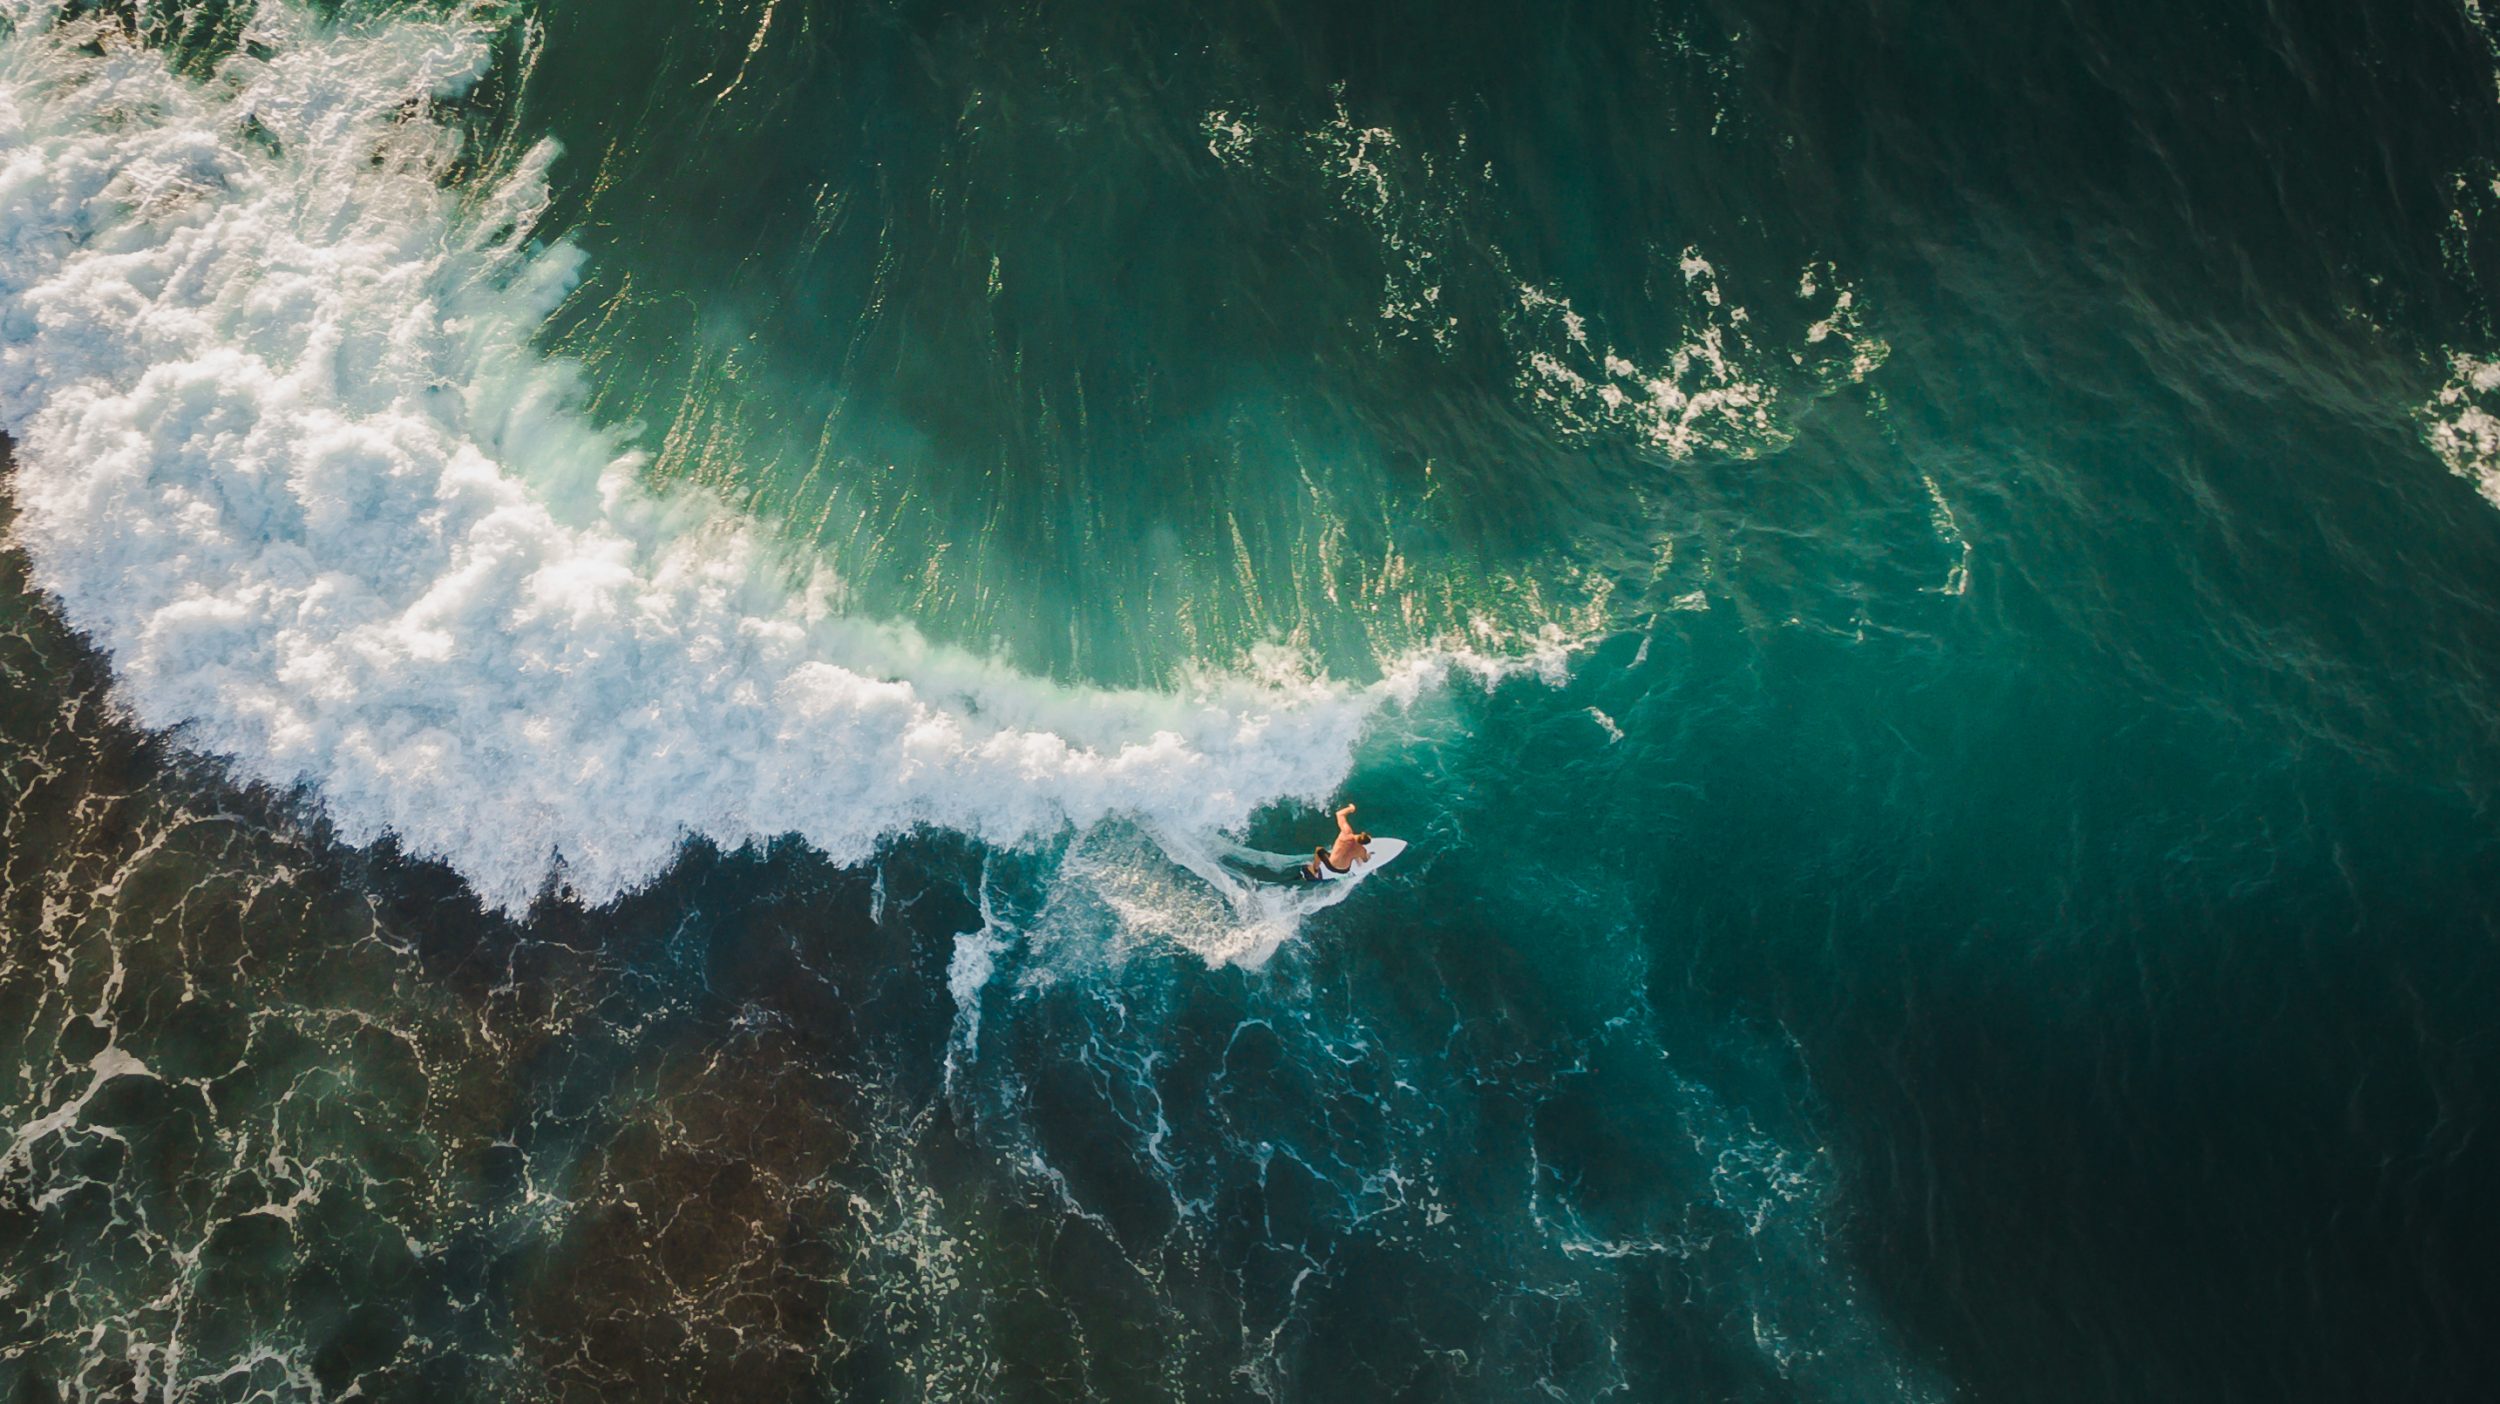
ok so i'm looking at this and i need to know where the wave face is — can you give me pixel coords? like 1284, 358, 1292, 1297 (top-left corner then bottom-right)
487, 0, 1880, 688
0, 3, 1474, 913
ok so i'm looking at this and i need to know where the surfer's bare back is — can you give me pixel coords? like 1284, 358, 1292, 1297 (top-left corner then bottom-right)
1301, 803, 1373, 880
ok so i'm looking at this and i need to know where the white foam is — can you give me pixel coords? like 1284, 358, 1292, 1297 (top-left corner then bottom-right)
2422, 351, 2500, 510
1202, 108, 1256, 166
1015, 822, 1392, 970
944, 917, 1006, 1087
1919, 473, 1973, 596
1510, 255, 1886, 462
0, 5, 1559, 916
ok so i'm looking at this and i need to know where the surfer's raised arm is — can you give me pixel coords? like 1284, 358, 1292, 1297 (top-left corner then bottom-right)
1326, 804, 1372, 869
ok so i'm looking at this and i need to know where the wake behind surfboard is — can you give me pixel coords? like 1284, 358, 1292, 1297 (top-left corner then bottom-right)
1316, 836, 1408, 882
1133, 829, 1413, 965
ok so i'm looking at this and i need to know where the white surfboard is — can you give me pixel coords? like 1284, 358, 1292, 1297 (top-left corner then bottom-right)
1318, 836, 1407, 881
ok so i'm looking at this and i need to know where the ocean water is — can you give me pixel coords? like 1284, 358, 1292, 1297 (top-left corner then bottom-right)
3, 0, 2499, 1398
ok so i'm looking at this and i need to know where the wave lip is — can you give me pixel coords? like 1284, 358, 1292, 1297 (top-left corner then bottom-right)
0, 5, 1490, 913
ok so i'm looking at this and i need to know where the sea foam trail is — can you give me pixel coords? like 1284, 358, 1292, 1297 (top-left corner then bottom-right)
0, 6, 1555, 914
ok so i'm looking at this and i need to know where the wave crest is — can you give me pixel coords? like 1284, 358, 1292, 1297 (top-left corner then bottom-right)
0, 4, 1538, 914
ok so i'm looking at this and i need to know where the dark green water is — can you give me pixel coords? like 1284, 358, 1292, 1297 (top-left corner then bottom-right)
4, 0, 2500, 1399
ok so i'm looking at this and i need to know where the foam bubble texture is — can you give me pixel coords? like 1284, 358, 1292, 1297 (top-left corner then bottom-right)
2424, 351, 2500, 510
0, 4, 1510, 913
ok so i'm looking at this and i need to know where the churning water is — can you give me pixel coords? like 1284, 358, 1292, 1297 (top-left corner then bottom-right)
3, 0, 2499, 1398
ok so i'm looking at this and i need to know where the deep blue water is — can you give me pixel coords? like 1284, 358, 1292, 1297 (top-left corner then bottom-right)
4, 0, 2500, 1399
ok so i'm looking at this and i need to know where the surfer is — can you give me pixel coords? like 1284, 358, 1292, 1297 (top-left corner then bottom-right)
1299, 803, 1372, 880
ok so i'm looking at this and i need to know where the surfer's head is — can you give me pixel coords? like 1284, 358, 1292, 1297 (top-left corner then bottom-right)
1355, 831, 1371, 844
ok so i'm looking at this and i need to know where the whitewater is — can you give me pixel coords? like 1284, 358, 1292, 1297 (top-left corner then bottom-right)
0, 4, 1554, 919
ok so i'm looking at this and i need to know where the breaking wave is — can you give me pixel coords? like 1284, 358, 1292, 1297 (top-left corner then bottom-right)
0, 3, 1564, 917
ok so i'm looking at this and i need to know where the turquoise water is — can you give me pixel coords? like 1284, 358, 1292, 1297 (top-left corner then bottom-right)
3, 0, 2500, 1398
